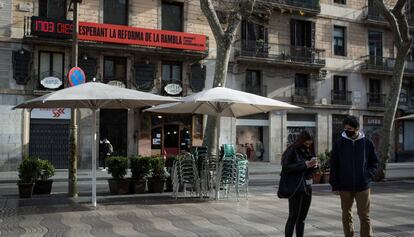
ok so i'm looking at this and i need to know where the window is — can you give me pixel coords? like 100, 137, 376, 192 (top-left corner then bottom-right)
190, 63, 206, 92
104, 0, 128, 25
291, 20, 315, 61
39, 0, 67, 19
334, 0, 346, 4
241, 20, 268, 53
104, 57, 127, 84
369, 79, 381, 94
162, 62, 182, 82
245, 70, 263, 95
39, 51, 64, 89
294, 74, 309, 95
334, 26, 346, 56
368, 31, 383, 61
333, 75, 347, 91
162, 2, 183, 31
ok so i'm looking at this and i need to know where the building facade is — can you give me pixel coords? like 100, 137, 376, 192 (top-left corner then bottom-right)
0, 0, 215, 170
224, 0, 414, 162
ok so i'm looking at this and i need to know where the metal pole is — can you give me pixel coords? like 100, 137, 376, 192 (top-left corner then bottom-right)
69, 0, 80, 198
92, 109, 97, 207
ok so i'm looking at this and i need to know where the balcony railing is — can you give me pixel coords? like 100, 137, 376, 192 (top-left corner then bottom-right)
292, 88, 314, 104
331, 90, 352, 105
367, 93, 386, 108
265, 0, 320, 12
363, 6, 414, 26
362, 56, 414, 75
235, 41, 325, 67
242, 84, 267, 97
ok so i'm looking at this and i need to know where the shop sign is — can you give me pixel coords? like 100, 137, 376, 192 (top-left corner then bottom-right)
40, 76, 62, 89
108, 80, 126, 88
31, 108, 71, 119
164, 83, 182, 95
363, 116, 383, 126
30, 16, 207, 51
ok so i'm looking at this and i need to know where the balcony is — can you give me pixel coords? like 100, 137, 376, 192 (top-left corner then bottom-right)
265, 0, 320, 14
362, 5, 414, 27
242, 84, 267, 97
361, 56, 414, 78
235, 41, 325, 69
331, 90, 352, 105
367, 93, 386, 108
292, 88, 314, 104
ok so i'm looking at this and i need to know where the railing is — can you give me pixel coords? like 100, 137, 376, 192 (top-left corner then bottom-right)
363, 5, 414, 26
236, 41, 325, 67
367, 93, 386, 108
362, 56, 414, 75
265, 0, 320, 11
292, 88, 314, 104
331, 90, 352, 105
242, 84, 267, 97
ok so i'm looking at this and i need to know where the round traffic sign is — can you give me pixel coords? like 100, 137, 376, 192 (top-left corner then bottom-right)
68, 67, 86, 87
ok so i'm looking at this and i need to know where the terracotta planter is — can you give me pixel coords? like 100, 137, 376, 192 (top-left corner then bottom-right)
33, 180, 53, 195
148, 178, 165, 193
313, 173, 322, 184
108, 179, 131, 195
320, 172, 330, 184
18, 183, 34, 198
130, 178, 146, 194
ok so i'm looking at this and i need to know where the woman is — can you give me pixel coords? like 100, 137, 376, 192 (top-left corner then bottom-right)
281, 130, 318, 237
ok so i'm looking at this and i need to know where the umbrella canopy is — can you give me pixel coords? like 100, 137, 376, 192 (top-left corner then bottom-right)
396, 114, 414, 121
14, 82, 179, 109
144, 86, 301, 117
14, 82, 179, 207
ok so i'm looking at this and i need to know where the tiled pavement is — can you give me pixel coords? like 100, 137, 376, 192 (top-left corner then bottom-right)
1, 180, 414, 237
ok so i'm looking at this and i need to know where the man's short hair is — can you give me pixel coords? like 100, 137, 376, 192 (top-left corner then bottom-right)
342, 115, 360, 129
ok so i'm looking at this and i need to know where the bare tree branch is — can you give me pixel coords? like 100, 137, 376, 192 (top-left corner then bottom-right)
373, 0, 403, 47
200, 0, 225, 41
393, 0, 408, 13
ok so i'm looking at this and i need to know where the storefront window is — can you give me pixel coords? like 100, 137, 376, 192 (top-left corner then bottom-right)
39, 51, 64, 90
104, 57, 127, 85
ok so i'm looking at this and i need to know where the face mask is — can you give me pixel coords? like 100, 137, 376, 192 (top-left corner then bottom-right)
345, 130, 356, 138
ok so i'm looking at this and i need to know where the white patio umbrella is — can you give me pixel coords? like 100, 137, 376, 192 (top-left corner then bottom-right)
14, 82, 179, 207
144, 86, 301, 199
396, 114, 414, 120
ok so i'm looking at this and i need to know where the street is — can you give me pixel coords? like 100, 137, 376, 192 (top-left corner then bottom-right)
1, 171, 414, 237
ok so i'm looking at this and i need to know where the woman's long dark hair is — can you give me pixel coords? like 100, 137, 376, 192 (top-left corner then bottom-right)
281, 130, 314, 164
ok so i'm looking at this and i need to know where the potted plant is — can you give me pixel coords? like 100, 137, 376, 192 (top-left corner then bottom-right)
106, 156, 130, 195
130, 156, 150, 194
165, 156, 179, 192
147, 156, 168, 193
17, 157, 39, 198
318, 150, 331, 184
33, 159, 55, 195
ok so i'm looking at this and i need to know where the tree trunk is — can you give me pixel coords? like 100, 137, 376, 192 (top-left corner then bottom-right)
203, 41, 233, 156
376, 45, 410, 180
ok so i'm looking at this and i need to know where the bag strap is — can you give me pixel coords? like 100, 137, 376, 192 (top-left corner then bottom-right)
287, 173, 304, 199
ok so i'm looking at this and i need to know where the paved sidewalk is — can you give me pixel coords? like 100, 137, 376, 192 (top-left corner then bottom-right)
1, 161, 414, 183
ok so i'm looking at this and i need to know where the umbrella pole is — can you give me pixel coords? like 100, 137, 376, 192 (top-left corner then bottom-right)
215, 115, 221, 200
91, 109, 97, 207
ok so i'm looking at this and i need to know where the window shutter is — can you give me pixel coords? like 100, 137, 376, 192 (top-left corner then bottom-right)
190, 63, 206, 92
134, 64, 155, 92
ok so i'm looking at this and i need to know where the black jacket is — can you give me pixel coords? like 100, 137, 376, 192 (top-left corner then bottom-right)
281, 146, 315, 193
330, 132, 379, 192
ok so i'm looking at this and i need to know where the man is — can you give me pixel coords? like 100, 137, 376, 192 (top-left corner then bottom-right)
330, 115, 378, 237
99, 137, 113, 170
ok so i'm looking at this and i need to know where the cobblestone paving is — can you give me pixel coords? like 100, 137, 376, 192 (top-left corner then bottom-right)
1, 181, 414, 237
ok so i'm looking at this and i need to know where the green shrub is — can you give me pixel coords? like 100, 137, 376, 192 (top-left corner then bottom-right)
37, 159, 55, 180
130, 156, 151, 179
18, 157, 40, 183
149, 156, 167, 179
165, 156, 179, 168
317, 150, 331, 173
106, 156, 128, 179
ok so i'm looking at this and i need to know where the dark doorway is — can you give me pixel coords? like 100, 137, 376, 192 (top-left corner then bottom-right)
164, 125, 180, 155
100, 109, 128, 156
29, 119, 70, 169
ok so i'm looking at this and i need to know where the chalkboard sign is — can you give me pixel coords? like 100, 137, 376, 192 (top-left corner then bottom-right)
79, 57, 97, 82
13, 50, 32, 85
134, 63, 155, 91
190, 63, 206, 92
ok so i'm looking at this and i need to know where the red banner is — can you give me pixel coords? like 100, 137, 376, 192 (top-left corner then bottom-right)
78, 22, 207, 52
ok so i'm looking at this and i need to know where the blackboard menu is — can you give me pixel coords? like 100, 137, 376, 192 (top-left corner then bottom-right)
13, 50, 32, 85
134, 63, 155, 91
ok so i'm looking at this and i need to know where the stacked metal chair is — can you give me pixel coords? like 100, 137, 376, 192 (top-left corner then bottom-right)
192, 146, 210, 198
235, 153, 249, 200
172, 152, 200, 198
